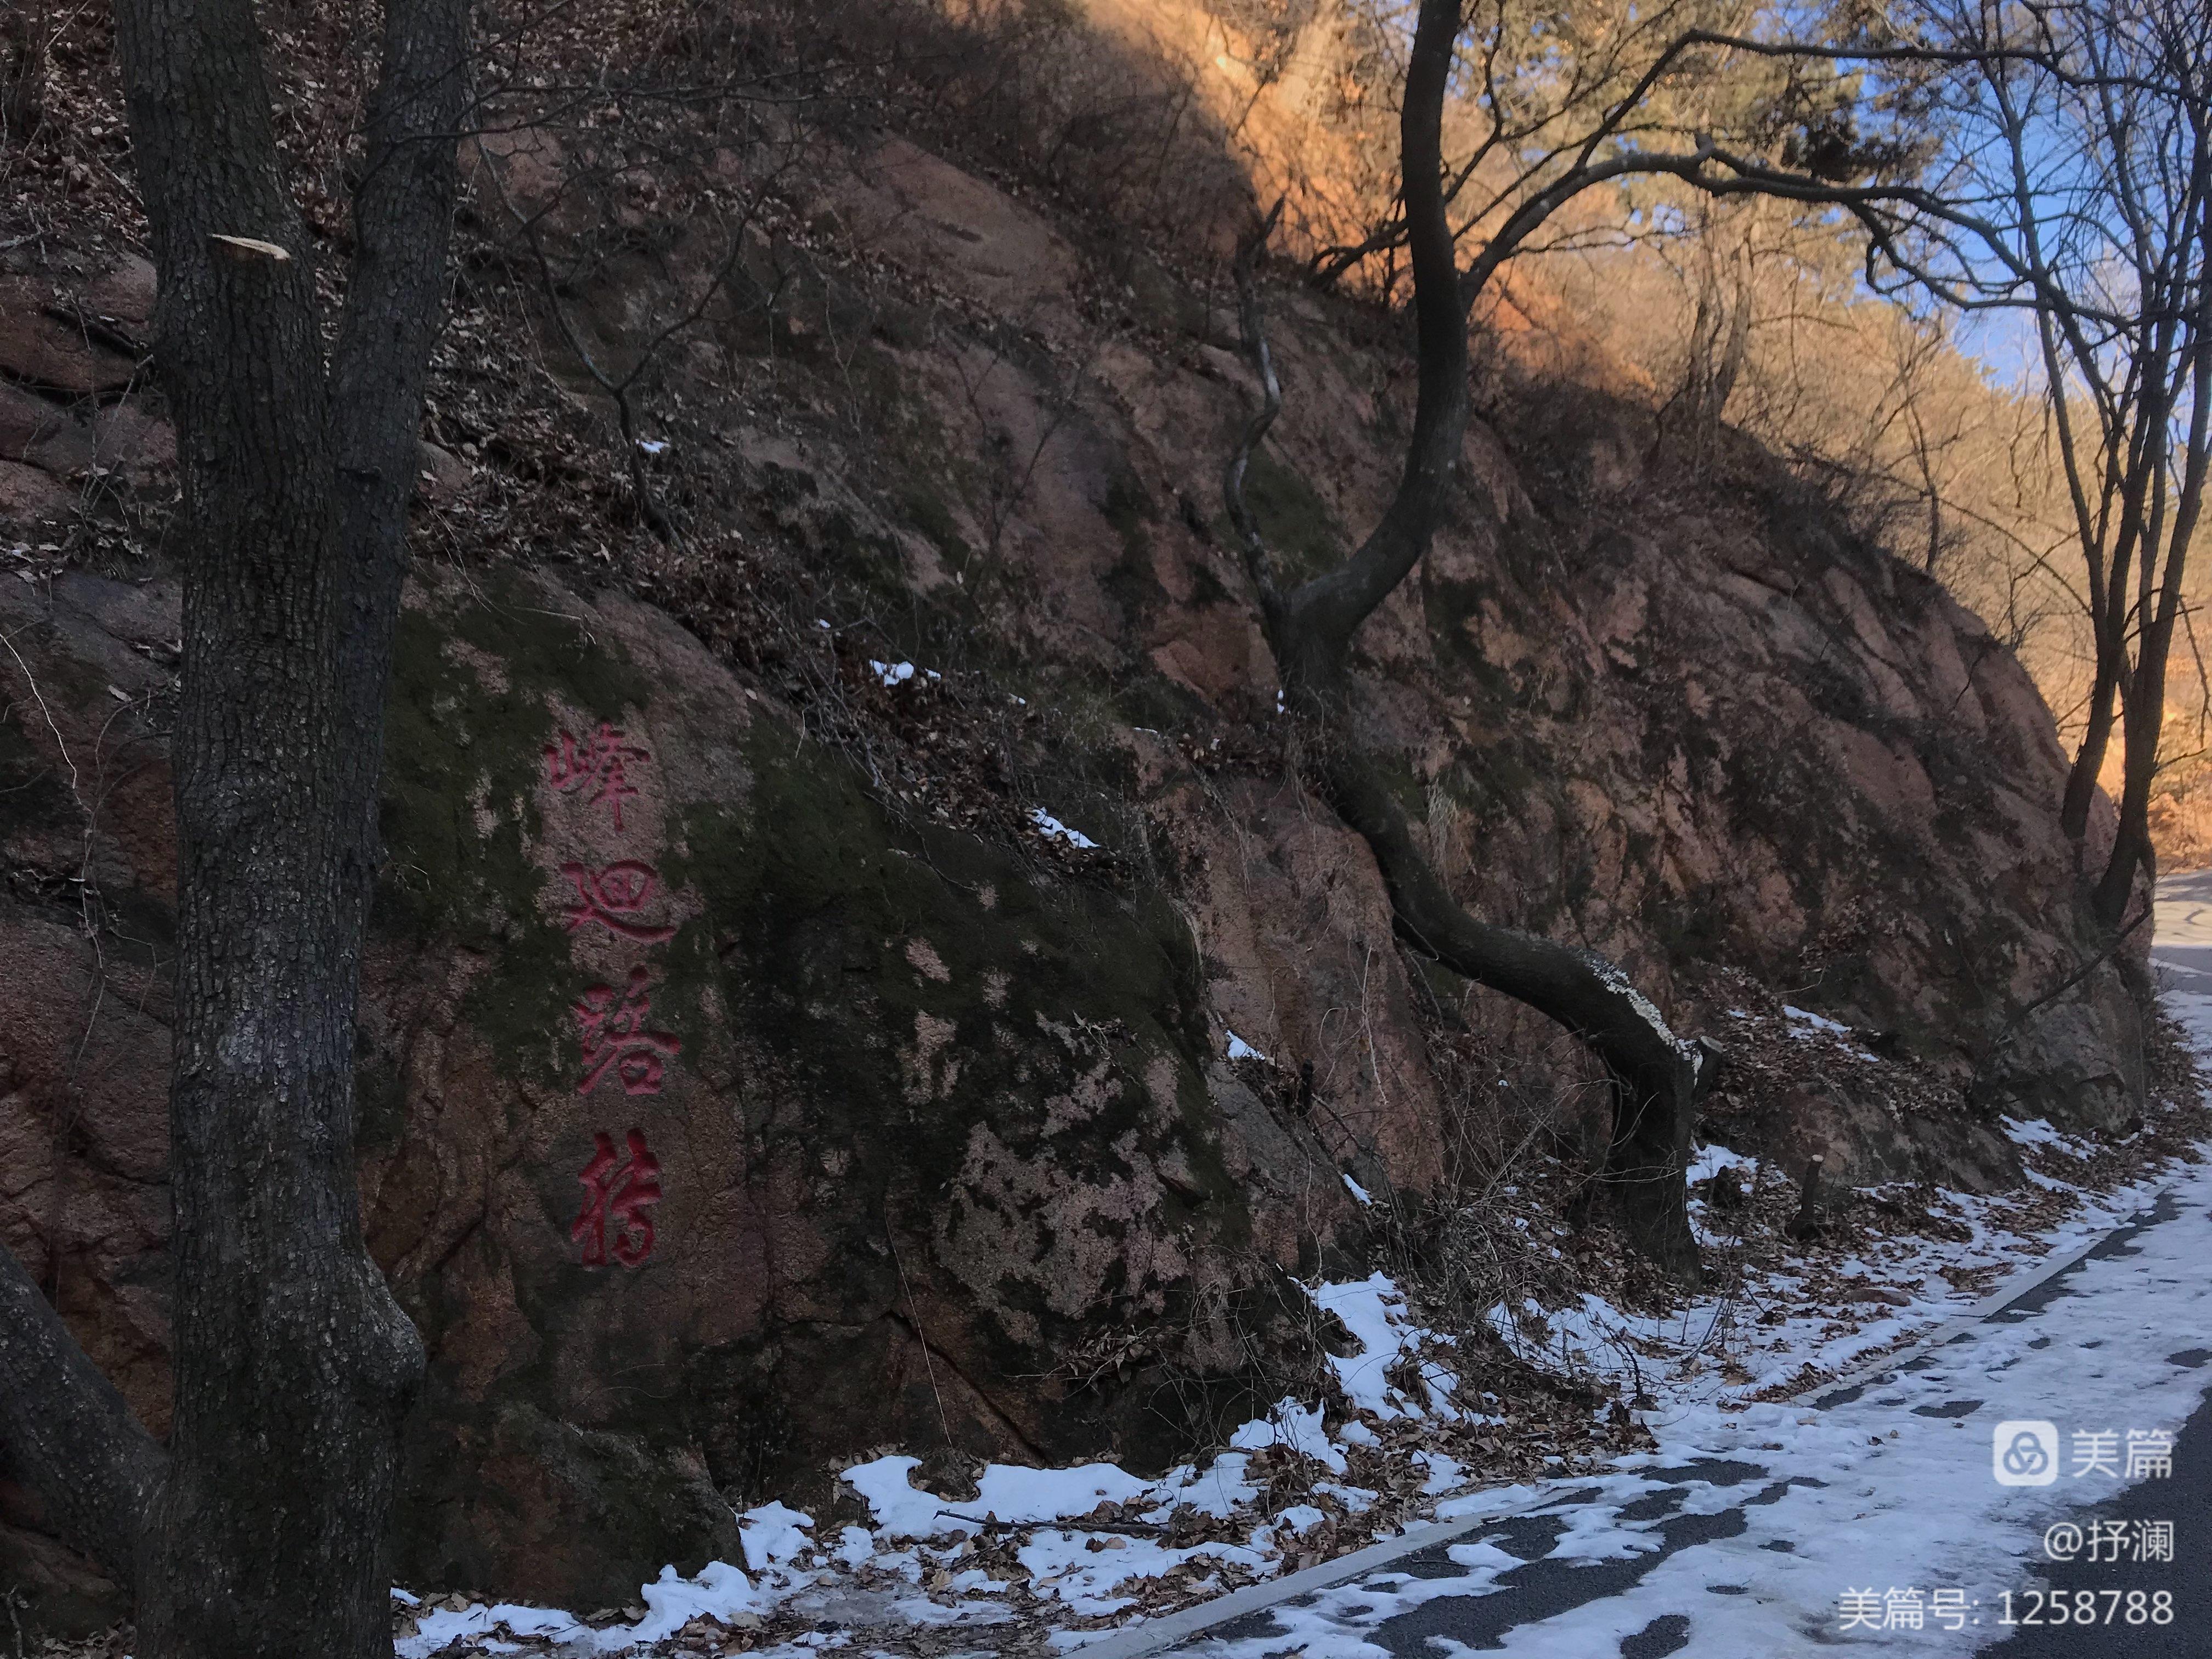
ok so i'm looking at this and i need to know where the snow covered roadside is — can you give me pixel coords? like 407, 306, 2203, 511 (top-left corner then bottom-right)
1147, 917, 2212, 1656
393, 1279, 1454, 1658
394, 1174, 2208, 1656
392, 984, 2212, 1659
1170, 1152, 2212, 1658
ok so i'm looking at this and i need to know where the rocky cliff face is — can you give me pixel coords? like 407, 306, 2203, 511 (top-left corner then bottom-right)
0, 126, 2147, 1624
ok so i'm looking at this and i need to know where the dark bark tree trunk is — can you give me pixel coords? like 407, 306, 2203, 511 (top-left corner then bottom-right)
2092, 165, 2212, 922
0, 0, 466, 1651
2094, 678, 2158, 927
1228, 0, 1705, 1280
2095, 449, 2208, 926
1311, 735, 1705, 1274
2059, 659, 2119, 842
0, 1246, 163, 1592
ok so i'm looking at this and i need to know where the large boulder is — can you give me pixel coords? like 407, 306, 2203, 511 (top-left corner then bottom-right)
0, 561, 1365, 1624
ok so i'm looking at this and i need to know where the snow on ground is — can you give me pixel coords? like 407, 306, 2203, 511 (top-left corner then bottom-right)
1223, 1030, 1267, 1062
1782, 1005, 1882, 1062
398, 1131, 2204, 1659
1686, 1142, 1755, 1185
1491, 1158, 2175, 1407
395, 903, 2212, 1659
400, 1169, 2212, 1655
1147, 886, 2212, 1657
400, 1563, 765, 1656
1176, 1148, 2212, 1658
1999, 1115, 2097, 1158
866, 660, 943, 687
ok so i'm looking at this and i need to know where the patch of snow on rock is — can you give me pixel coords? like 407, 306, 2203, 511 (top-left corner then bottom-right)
1029, 808, 1098, 849
1783, 1003, 1880, 1059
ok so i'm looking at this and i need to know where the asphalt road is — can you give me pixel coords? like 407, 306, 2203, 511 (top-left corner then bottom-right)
1271, 1460, 1801, 1658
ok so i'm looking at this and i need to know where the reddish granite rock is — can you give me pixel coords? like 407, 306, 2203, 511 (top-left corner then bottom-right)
0, 383, 71, 462
0, 562, 1359, 1624
0, 283, 140, 398
0, 458, 74, 522
89, 402, 174, 485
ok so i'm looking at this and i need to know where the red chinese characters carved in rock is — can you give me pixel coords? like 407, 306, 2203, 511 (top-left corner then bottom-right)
572, 1127, 662, 1267
560, 860, 678, 944
574, 965, 682, 1096
545, 721, 650, 832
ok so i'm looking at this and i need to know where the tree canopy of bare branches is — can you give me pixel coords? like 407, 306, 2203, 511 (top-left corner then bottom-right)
1890, 0, 2212, 925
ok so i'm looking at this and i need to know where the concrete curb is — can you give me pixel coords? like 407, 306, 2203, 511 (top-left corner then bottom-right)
1059, 1496, 1541, 1659
1792, 1183, 2177, 1406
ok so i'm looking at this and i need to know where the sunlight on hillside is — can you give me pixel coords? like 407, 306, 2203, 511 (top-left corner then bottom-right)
1054, 0, 2208, 862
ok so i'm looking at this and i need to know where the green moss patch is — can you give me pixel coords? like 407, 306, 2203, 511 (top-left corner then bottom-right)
376, 573, 657, 1086
1240, 443, 1345, 585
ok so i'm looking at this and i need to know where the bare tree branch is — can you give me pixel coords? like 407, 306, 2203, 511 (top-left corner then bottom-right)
0, 1240, 162, 1590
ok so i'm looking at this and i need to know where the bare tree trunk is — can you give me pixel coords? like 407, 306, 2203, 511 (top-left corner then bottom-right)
0, 0, 466, 1651
1679, 211, 1751, 452
1707, 258, 1752, 427
328, 0, 472, 981
2092, 133, 2212, 917
2096, 383, 2211, 923
2060, 659, 2120, 842
2095, 673, 2159, 927
1312, 736, 1704, 1273
1230, 0, 1703, 1279
0, 0, 45, 139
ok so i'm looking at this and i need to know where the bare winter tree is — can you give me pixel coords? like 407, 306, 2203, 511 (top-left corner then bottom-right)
1222, 0, 2001, 1276
1974, 0, 2211, 926
1298, 0, 2206, 667
0, 0, 467, 1651
1731, 0, 2212, 927
1225, 0, 1724, 1276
